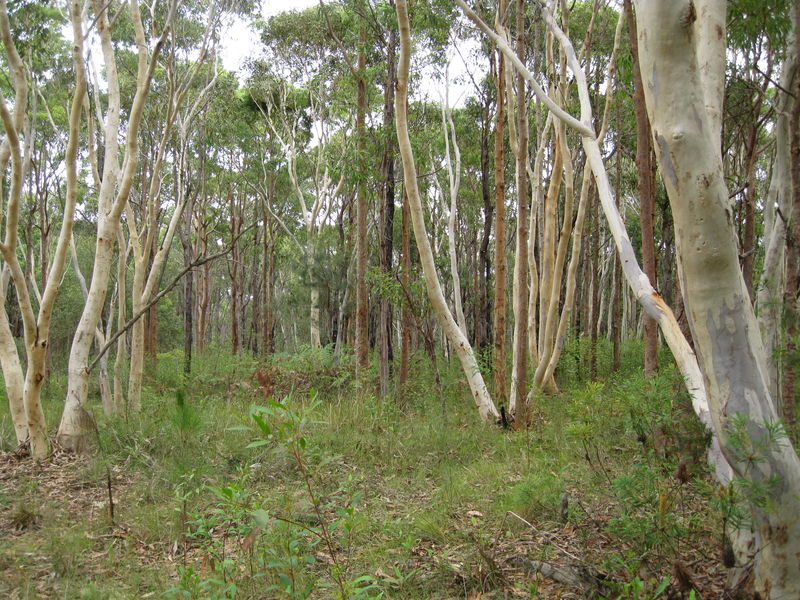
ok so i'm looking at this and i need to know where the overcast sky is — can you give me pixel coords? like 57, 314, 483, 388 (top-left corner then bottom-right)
219, 0, 482, 107
220, 0, 319, 76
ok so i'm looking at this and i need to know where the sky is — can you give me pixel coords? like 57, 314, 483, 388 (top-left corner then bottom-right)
219, 0, 320, 76
219, 0, 483, 107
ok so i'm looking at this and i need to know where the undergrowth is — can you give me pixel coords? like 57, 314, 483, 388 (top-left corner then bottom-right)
0, 339, 731, 599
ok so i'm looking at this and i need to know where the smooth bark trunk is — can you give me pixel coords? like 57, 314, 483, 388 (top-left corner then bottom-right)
636, 2, 800, 595
395, 0, 499, 421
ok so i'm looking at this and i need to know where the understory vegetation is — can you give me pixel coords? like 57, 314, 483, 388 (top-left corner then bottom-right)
0, 340, 732, 599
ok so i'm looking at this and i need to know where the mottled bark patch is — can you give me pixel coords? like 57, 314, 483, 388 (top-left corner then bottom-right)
655, 134, 678, 186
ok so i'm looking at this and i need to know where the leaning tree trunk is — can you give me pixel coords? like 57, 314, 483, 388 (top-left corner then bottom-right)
395, 0, 499, 422
635, 1, 800, 596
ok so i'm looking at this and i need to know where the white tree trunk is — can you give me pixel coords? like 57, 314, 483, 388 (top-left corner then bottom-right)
307, 242, 322, 349
395, 0, 499, 421
0, 0, 87, 458
635, 2, 800, 595
756, 39, 796, 400
128, 282, 145, 411
58, 0, 176, 451
0, 268, 25, 444
440, 90, 467, 337
114, 228, 129, 414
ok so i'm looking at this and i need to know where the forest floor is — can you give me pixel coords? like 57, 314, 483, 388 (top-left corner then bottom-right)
0, 344, 736, 599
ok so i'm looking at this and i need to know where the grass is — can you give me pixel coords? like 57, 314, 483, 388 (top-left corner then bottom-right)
0, 340, 730, 599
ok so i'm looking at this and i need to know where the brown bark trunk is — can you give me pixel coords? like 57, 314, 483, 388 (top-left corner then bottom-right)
379, 23, 397, 397
493, 29, 509, 408
228, 187, 240, 355
478, 86, 494, 353
262, 199, 276, 355
624, 0, 658, 376
398, 188, 412, 405
611, 100, 623, 372
180, 206, 193, 375
355, 41, 369, 379
589, 194, 600, 379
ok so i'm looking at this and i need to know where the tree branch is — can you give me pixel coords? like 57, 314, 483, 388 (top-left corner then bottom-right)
87, 222, 255, 373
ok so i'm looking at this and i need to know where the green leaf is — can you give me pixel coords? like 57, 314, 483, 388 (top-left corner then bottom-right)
246, 439, 271, 448
252, 509, 270, 527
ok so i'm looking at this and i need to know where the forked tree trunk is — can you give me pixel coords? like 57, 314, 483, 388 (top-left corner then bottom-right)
0, 0, 85, 458
58, 0, 176, 451
441, 87, 467, 338
395, 0, 499, 422
70, 238, 115, 415
635, 2, 800, 595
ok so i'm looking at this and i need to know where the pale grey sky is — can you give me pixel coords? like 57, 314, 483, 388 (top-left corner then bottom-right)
220, 0, 319, 75
220, 0, 483, 107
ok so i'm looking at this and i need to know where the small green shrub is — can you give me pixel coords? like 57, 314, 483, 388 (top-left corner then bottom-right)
506, 472, 565, 523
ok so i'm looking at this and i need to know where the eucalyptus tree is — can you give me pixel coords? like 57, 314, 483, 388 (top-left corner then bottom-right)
735, 1, 799, 432
57, 0, 180, 451
317, 0, 381, 379
251, 7, 357, 349
492, 0, 509, 409
457, 0, 717, 478
395, 0, 500, 421
529, 3, 625, 399
123, 3, 224, 411
623, 0, 658, 377
460, 0, 800, 594
0, 0, 69, 444
0, 0, 82, 458
634, 2, 800, 594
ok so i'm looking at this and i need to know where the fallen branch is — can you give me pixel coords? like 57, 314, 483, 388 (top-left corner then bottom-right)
508, 556, 611, 596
